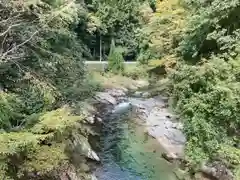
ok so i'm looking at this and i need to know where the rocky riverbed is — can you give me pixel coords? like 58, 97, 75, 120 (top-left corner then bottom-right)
93, 92, 178, 179
87, 82, 186, 179
94, 87, 186, 162
91, 85, 234, 180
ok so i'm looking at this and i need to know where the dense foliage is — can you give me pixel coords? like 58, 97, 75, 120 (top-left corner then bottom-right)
79, 0, 145, 61
3, 0, 240, 179
169, 58, 240, 166
0, 0, 150, 178
131, 0, 240, 178
137, 0, 186, 64
179, 0, 240, 60
151, 0, 240, 178
0, 0, 101, 179
0, 0, 97, 131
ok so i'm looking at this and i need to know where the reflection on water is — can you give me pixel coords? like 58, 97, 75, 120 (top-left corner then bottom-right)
94, 108, 177, 180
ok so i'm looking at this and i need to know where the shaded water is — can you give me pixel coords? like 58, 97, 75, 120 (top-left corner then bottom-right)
94, 104, 177, 180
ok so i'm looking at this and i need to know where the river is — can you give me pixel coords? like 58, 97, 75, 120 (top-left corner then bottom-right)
94, 100, 178, 180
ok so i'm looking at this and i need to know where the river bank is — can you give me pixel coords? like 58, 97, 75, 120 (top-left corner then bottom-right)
91, 73, 235, 180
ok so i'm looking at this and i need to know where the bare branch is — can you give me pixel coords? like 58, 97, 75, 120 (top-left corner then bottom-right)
1, 30, 38, 59
0, 23, 22, 37
0, 14, 22, 24
30, 43, 60, 57
0, 33, 8, 54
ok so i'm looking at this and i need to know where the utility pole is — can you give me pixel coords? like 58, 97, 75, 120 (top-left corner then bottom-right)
99, 33, 102, 62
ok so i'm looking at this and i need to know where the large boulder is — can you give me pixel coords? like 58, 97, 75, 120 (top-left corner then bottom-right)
200, 162, 234, 180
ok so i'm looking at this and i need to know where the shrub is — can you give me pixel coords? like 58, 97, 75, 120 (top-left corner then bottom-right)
0, 92, 25, 131
179, 0, 240, 60
123, 65, 148, 79
0, 107, 88, 179
168, 57, 240, 169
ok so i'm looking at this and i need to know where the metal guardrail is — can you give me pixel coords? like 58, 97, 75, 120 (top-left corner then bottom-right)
85, 61, 138, 71
85, 61, 137, 64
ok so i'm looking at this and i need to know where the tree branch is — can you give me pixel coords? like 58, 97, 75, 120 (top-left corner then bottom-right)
0, 23, 22, 37
0, 14, 22, 24
1, 30, 38, 61
0, 1, 74, 61
0, 33, 7, 54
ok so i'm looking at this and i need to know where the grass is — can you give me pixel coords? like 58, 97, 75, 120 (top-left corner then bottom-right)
91, 72, 139, 89
91, 65, 149, 90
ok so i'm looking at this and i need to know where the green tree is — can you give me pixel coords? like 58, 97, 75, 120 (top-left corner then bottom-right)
179, 0, 240, 61
107, 39, 125, 73
167, 56, 240, 176
0, 0, 98, 130
79, 0, 144, 61
0, 0, 101, 179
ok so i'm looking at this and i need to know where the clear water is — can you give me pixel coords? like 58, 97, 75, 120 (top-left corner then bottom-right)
94, 109, 177, 180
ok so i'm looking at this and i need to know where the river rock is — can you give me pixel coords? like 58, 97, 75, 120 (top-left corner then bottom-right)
133, 91, 143, 97
162, 152, 179, 162
95, 92, 117, 105
142, 92, 151, 98
200, 162, 234, 180
96, 117, 103, 123
135, 80, 149, 88
69, 133, 100, 162
87, 149, 100, 162
79, 163, 91, 172
91, 175, 98, 180
129, 96, 186, 159
112, 102, 132, 114
86, 116, 95, 124
171, 122, 183, 130
107, 88, 126, 98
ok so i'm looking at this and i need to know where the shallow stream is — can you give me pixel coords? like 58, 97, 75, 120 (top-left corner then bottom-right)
94, 101, 178, 180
